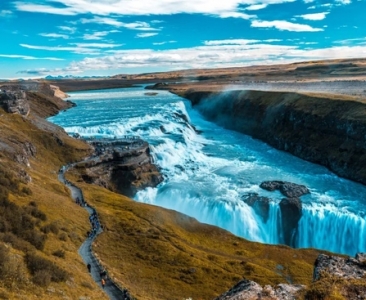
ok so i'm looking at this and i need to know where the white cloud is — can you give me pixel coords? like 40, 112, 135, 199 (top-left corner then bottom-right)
0, 10, 13, 17
153, 40, 176, 45
13, 0, 291, 18
218, 12, 254, 19
251, 20, 324, 31
18, 41, 366, 76
0, 54, 63, 60
83, 31, 109, 40
334, 37, 366, 45
69, 42, 123, 48
39, 33, 69, 39
297, 12, 329, 21
204, 39, 260, 45
79, 17, 160, 31
20, 42, 123, 55
336, 0, 351, 4
14, 3, 77, 15
245, 4, 268, 10
58, 26, 77, 33
136, 33, 158, 38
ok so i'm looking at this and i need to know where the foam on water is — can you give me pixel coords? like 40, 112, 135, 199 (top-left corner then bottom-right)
49, 86, 366, 256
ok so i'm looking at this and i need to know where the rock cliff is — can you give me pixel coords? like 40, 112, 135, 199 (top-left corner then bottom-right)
73, 138, 163, 197
179, 89, 366, 185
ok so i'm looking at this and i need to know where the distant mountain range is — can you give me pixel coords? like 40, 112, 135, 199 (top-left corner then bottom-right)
44, 75, 110, 80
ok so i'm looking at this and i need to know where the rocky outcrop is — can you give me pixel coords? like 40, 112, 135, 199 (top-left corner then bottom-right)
179, 90, 366, 185
314, 253, 366, 281
15, 141, 37, 167
74, 138, 163, 197
0, 89, 30, 115
242, 193, 271, 222
260, 181, 310, 198
214, 279, 305, 300
279, 198, 302, 246
216, 252, 366, 300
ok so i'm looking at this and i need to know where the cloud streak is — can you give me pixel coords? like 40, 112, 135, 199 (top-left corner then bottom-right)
297, 12, 329, 21
40, 33, 70, 39
0, 54, 64, 60
251, 20, 324, 31
14, 0, 293, 18
136, 33, 158, 38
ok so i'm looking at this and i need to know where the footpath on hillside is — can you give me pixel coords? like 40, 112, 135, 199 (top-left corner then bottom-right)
58, 166, 132, 300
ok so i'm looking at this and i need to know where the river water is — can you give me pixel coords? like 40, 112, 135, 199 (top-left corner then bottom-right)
49, 86, 366, 256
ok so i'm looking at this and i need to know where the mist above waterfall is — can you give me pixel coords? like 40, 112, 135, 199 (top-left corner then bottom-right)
49, 86, 366, 256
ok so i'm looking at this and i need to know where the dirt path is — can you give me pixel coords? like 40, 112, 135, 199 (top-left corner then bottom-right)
58, 167, 130, 300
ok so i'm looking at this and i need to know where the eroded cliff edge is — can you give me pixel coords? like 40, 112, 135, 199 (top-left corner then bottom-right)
177, 89, 366, 185
71, 138, 163, 197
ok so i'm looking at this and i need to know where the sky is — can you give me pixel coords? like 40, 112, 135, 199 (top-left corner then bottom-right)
0, 0, 366, 78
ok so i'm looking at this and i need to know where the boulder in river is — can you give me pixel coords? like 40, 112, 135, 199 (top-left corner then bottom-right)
260, 181, 310, 198
242, 193, 271, 223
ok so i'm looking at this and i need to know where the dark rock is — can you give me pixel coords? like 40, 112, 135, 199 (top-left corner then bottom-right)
66, 100, 77, 107
279, 197, 302, 246
279, 182, 310, 198
173, 112, 189, 123
144, 92, 158, 96
242, 193, 271, 222
145, 82, 169, 90
160, 125, 167, 133
260, 180, 284, 191
260, 181, 310, 198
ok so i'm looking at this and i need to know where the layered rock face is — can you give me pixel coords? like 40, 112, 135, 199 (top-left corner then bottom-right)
181, 90, 366, 185
74, 138, 163, 197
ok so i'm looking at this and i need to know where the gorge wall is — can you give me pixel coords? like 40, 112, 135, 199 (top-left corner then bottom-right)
179, 89, 366, 185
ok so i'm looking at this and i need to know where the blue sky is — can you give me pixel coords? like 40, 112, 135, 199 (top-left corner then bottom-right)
0, 0, 365, 78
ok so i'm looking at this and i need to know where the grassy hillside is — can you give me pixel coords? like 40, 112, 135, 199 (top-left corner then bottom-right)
64, 165, 323, 300
0, 94, 110, 299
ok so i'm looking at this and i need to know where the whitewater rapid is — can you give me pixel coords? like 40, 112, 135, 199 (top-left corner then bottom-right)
49, 86, 366, 256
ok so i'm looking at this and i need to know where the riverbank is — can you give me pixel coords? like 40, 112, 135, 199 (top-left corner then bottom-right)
148, 83, 366, 187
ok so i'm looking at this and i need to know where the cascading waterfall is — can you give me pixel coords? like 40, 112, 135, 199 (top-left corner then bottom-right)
49, 86, 366, 256
298, 206, 366, 255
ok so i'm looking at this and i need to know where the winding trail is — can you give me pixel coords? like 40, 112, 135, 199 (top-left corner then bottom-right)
58, 166, 130, 300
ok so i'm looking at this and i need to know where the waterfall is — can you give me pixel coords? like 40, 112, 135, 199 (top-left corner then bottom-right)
297, 205, 366, 256
49, 86, 366, 256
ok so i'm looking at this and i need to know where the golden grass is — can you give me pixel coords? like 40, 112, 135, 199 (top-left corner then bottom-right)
62, 176, 324, 300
